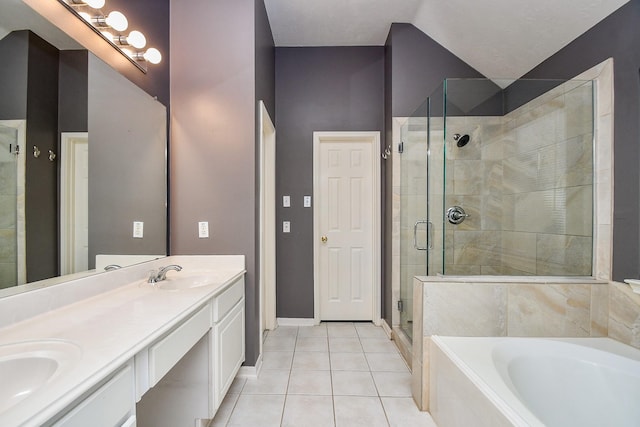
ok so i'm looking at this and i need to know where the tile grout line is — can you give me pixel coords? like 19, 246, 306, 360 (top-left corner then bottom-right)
327, 326, 337, 427
279, 325, 299, 426
360, 328, 392, 427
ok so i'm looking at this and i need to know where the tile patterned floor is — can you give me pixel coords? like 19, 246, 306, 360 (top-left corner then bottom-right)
211, 322, 437, 427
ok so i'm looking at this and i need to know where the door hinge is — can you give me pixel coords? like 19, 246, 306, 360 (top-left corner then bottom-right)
398, 141, 404, 154
397, 300, 403, 312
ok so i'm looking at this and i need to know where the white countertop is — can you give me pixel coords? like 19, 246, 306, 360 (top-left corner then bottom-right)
0, 255, 245, 427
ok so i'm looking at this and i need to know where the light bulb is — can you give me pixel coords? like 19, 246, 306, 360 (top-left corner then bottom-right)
78, 11, 92, 22
83, 0, 105, 8
105, 11, 128, 31
143, 48, 161, 65
127, 31, 146, 49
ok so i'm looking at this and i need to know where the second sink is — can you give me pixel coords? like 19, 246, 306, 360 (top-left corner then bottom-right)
0, 340, 82, 414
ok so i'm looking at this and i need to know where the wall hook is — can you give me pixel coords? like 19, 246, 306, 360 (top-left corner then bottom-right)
381, 145, 392, 160
49, 150, 57, 161
33, 145, 40, 158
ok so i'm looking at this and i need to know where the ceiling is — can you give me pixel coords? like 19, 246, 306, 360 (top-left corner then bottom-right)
264, 0, 629, 79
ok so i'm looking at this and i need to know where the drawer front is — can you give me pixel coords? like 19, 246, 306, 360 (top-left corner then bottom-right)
54, 365, 134, 427
149, 304, 211, 387
212, 277, 244, 322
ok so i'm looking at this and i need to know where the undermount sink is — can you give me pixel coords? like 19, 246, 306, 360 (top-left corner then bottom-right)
0, 340, 82, 414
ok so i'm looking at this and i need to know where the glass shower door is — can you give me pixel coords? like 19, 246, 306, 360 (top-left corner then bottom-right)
398, 99, 433, 340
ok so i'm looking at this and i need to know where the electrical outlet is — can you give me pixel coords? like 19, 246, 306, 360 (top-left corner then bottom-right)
303, 196, 312, 208
283, 195, 291, 207
198, 221, 209, 238
133, 221, 144, 238
283, 221, 290, 233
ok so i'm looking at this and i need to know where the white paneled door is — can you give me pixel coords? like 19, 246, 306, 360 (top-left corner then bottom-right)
314, 132, 380, 322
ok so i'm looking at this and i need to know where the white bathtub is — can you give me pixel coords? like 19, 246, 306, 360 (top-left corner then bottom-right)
430, 336, 640, 427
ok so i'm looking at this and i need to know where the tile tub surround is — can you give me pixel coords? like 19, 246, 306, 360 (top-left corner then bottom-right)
0, 255, 245, 426
411, 276, 609, 411
609, 280, 640, 349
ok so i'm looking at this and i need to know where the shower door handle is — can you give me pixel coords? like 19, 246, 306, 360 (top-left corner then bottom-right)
413, 220, 433, 251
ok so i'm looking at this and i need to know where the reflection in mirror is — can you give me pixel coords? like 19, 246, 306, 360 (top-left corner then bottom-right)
0, 1, 167, 293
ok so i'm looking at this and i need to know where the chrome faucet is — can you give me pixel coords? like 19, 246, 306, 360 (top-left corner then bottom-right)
104, 264, 122, 271
148, 265, 183, 283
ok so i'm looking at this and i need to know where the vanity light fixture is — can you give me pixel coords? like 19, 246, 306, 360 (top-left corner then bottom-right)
143, 48, 161, 64
69, 0, 105, 9
102, 30, 147, 49
90, 11, 128, 32
58, 0, 162, 73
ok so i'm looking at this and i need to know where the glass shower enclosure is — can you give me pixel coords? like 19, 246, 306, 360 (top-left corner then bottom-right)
399, 78, 595, 339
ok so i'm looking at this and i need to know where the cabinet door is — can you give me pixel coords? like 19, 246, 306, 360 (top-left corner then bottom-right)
214, 299, 245, 409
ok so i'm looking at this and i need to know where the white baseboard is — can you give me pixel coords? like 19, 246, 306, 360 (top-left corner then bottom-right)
381, 319, 393, 339
276, 317, 318, 327
237, 353, 262, 379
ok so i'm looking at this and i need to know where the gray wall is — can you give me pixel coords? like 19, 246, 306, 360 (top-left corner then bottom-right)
386, 24, 485, 118
274, 47, 385, 318
59, 50, 88, 133
0, 32, 28, 119
255, 0, 275, 119
520, 0, 640, 281
383, 23, 484, 325
0, 31, 60, 282
25, 31, 59, 282
170, 0, 268, 365
88, 55, 167, 267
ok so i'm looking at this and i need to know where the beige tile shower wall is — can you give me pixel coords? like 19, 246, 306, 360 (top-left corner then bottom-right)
501, 81, 594, 276
609, 281, 640, 349
445, 117, 506, 275
443, 82, 594, 275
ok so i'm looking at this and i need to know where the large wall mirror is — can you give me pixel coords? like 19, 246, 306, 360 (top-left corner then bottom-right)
0, 0, 167, 295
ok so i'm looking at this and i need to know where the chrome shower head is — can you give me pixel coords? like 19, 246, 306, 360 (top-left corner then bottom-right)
453, 133, 470, 148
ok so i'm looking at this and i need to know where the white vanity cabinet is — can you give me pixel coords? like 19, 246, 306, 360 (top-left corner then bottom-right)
50, 363, 136, 427
135, 274, 246, 426
135, 303, 212, 398
0, 256, 247, 427
212, 276, 245, 410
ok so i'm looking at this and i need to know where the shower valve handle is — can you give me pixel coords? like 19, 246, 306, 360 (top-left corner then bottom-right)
447, 206, 470, 225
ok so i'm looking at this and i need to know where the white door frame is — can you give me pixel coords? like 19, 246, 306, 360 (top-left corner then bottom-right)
313, 131, 381, 325
60, 132, 89, 275
258, 101, 277, 346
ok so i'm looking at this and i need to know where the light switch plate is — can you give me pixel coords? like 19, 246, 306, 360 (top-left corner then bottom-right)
303, 196, 312, 208
198, 221, 209, 238
283, 196, 290, 208
283, 221, 290, 233
133, 221, 144, 238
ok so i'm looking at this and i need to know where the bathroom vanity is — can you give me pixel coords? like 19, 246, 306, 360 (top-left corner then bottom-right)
0, 256, 246, 427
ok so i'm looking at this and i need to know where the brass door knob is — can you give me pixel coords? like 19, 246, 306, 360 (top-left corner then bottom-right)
321, 236, 328, 243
